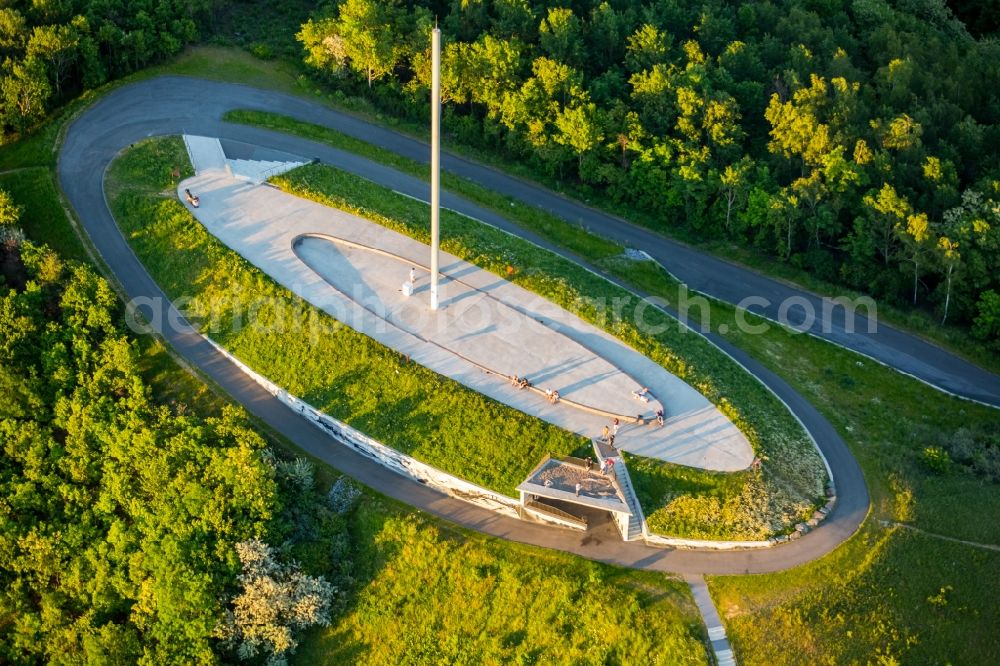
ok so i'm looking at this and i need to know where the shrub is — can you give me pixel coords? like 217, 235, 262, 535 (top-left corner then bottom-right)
327, 476, 362, 514
931, 425, 1000, 483
251, 43, 275, 60
216, 539, 336, 665
921, 446, 952, 474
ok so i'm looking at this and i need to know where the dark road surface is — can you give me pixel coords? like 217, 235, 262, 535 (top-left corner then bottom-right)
60, 74, 989, 574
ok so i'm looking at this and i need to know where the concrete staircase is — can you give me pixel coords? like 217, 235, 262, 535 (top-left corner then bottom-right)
611, 458, 645, 541
227, 158, 305, 185
182, 135, 305, 184
594, 439, 646, 541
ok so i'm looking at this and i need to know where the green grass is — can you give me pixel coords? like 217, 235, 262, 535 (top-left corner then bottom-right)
223, 108, 1000, 376
223, 109, 624, 263
295, 497, 709, 665
0, 48, 716, 664
2, 144, 710, 666
0, 45, 336, 267
620, 249, 1000, 660
696, 236, 1000, 376
611, 256, 1000, 541
107, 136, 587, 498
152, 46, 306, 95
91, 134, 714, 666
268, 156, 1000, 659
8, 43, 998, 662
0, 168, 87, 262
272, 163, 826, 540
708, 523, 1000, 664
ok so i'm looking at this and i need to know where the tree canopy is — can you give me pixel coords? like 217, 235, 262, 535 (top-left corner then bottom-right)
0, 0, 211, 137
0, 221, 334, 663
295, 0, 1000, 346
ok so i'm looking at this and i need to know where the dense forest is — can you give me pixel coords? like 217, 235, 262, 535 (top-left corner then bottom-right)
294, 0, 1000, 347
1, 0, 998, 346
0, 0, 214, 132
0, 201, 336, 663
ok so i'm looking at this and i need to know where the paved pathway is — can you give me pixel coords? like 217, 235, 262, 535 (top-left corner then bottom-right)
58, 76, 871, 575
686, 574, 737, 666
178, 139, 753, 470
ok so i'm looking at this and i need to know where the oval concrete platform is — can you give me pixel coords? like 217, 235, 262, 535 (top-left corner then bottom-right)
175, 142, 754, 472
293, 233, 658, 421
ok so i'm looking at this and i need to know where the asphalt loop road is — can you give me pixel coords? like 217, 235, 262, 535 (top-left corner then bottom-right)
56, 76, 993, 575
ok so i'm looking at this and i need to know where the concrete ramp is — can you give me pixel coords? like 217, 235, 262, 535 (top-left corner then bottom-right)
182, 135, 227, 173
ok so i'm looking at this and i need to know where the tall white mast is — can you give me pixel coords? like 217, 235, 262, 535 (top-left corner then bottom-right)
430, 27, 441, 310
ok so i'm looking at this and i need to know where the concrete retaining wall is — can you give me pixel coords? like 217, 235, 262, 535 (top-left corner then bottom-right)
206, 338, 523, 519
643, 532, 774, 550
206, 337, 831, 550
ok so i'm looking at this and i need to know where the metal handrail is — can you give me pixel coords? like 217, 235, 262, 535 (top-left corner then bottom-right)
257, 162, 290, 184
258, 157, 318, 185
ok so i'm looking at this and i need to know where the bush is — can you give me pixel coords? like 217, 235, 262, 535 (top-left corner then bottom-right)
250, 43, 275, 60
216, 539, 335, 664
932, 425, 1000, 483
921, 446, 952, 474
972, 445, 1000, 483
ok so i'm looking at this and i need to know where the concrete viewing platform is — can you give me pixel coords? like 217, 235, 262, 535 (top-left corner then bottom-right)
517, 456, 630, 514
293, 233, 652, 420
178, 136, 755, 471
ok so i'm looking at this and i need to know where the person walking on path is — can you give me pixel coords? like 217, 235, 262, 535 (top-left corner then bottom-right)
601, 425, 610, 441
409, 267, 416, 285
575, 482, 582, 497
585, 456, 593, 471
608, 433, 615, 448
612, 418, 620, 436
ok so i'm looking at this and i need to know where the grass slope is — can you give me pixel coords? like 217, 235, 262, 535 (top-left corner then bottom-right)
261, 145, 1000, 660
709, 523, 1000, 664
1, 68, 712, 666
10, 44, 997, 661
0, 168, 87, 263
296, 499, 708, 665
106, 136, 586, 498
222, 109, 624, 263
271, 162, 825, 540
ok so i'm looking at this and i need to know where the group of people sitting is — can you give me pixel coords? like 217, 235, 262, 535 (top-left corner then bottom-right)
510, 374, 561, 403
510, 374, 532, 390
